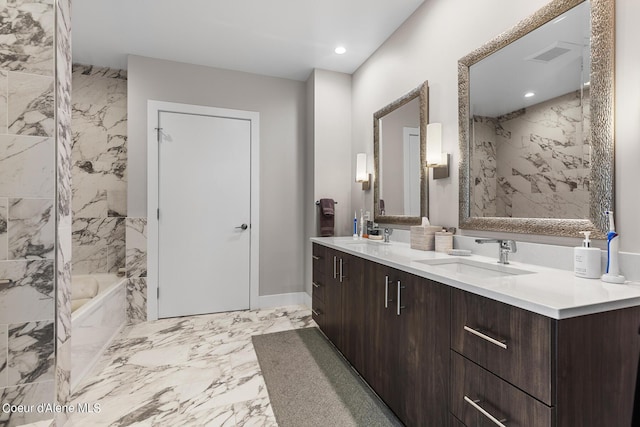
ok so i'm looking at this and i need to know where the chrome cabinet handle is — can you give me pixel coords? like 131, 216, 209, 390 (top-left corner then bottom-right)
396, 280, 405, 316
333, 256, 337, 279
384, 276, 389, 309
312, 255, 320, 260
311, 308, 321, 316
339, 258, 344, 283
235, 223, 248, 230
464, 396, 508, 427
464, 325, 508, 350
312, 282, 320, 288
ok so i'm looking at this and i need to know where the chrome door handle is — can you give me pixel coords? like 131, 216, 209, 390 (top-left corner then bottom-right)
384, 276, 389, 309
396, 280, 405, 316
464, 396, 508, 427
464, 325, 508, 349
235, 223, 248, 230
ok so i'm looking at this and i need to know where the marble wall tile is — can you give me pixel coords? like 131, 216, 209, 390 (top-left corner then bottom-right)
0, 324, 7, 388
0, 0, 54, 76
0, 198, 7, 260
0, 380, 54, 426
72, 217, 126, 274
0, 260, 53, 324
127, 278, 147, 324
126, 218, 147, 278
0, 71, 7, 134
473, 90, 590, 219
7, 320, 54, 386
0, 136, 54, 199
7, 198, 54, 260
7, 72, 54, 137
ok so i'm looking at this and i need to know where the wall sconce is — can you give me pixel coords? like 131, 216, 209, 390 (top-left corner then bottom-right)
426, 123, 450, 179
356, 153, 371, 190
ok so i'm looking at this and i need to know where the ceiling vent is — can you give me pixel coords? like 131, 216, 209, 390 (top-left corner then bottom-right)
525, 41, 581, 63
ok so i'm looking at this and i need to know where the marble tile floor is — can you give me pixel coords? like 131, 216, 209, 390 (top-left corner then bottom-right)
65, 305, 315, 427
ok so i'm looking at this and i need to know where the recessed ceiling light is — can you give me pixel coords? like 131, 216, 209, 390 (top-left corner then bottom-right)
334, 46, 346, 55
524, 92, 535, 98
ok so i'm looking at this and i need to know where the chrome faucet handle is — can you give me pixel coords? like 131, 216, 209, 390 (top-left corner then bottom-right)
475, 238, 517, 264
383, 228, 393, 243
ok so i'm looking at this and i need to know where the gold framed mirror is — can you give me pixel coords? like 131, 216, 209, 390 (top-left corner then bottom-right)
458, 0, 613, 238
374, 81, 429, 225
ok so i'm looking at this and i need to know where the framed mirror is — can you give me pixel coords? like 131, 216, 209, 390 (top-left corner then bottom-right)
374, 81, 429, 225
458, 0, 613, 238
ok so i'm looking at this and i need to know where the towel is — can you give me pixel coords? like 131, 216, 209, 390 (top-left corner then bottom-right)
319, 198, 335, 237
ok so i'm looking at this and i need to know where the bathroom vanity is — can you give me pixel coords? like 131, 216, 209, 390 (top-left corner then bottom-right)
311, 237, 640, 427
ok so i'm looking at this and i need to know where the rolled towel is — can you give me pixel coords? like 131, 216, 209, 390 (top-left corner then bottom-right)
72, 275, 99, 300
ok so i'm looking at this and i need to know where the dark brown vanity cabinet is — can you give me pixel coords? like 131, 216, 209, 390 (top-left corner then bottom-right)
450, 288, 640, 427
364, 262, 451, 426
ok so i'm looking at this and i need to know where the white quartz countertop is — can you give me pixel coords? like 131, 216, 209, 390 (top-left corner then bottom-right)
311, 237, 640, 319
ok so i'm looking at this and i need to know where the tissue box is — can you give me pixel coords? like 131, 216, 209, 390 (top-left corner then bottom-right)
410, 225, 442, 251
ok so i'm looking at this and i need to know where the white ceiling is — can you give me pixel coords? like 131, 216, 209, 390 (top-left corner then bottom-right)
72, 0, 425, 81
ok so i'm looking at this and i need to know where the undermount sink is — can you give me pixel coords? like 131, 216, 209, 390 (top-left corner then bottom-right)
415, 258, 535, 279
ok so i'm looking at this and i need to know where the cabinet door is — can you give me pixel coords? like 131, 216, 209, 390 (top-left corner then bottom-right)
340, 253, 366, 373
364, 262, 401, 412
396, 272, 450, 426
323, 248, 343, 348
311, 244, 327, 328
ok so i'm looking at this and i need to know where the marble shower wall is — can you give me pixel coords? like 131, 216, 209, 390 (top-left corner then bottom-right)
126, 218, 147, 324
471, 90, 591, 219
0, 0, 57, 425
71, 65, 128, 275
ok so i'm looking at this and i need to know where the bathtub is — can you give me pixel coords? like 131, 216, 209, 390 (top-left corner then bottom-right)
71, 274, 127, 391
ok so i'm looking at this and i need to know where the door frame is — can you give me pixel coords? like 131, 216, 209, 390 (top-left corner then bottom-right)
146, 100, 260, 321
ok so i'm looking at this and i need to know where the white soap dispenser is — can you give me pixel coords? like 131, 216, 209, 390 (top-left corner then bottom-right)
574, 231, 601, 279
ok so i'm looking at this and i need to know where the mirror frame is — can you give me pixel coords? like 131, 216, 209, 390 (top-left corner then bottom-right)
458, 0, 614, 238
374, 81, 429, 225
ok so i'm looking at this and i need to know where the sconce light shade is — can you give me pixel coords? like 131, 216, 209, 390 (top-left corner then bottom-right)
356, 153, 367, 182
426, 122, 449, 179
426, 123, 442, 166
356, 152, 371, 190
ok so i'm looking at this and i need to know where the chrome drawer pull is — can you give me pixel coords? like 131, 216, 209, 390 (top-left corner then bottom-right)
339, 258, 344, 283
464, 396, 507, 427
396, 280, 405, 316
333, 256, 337, 279
312, 255, 320, 260
464, 325, 508, 350
312, 282, 320, 288
311, 308, 321, 316
384, 276, 389, 309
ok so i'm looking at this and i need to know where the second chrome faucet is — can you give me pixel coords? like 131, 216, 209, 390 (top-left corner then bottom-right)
475, 239, 517, 264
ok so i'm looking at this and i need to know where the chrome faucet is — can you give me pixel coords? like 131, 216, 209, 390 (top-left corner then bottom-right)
475, 239, 517, 264
383, 228, 393, 243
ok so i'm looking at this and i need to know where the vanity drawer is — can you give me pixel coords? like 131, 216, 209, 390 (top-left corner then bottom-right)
311, 295, 324, 328
311, 277, 325, 302
451, 352, 552, 427
451, 289, 554, 405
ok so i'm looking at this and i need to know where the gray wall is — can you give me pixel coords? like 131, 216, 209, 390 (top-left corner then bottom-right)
127, 55, 306, 296
303, 69, 352, 295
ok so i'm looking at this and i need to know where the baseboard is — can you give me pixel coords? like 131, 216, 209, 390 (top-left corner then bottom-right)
255, 292, 311, 309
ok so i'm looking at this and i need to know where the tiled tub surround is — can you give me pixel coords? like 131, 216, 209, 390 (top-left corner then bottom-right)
126, 218, 147, 324
66, 306, 313, 426
470, 90, 591, 219
312, 237, 640, 319
71, 274, 127, 391
71, 64, 128, 276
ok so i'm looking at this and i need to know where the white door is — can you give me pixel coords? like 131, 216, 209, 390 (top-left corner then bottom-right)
403, 127, 421, 216
157, 111, 251, 318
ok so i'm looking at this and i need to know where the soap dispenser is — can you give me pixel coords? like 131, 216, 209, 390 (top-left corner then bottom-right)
574, 231, 601, 279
